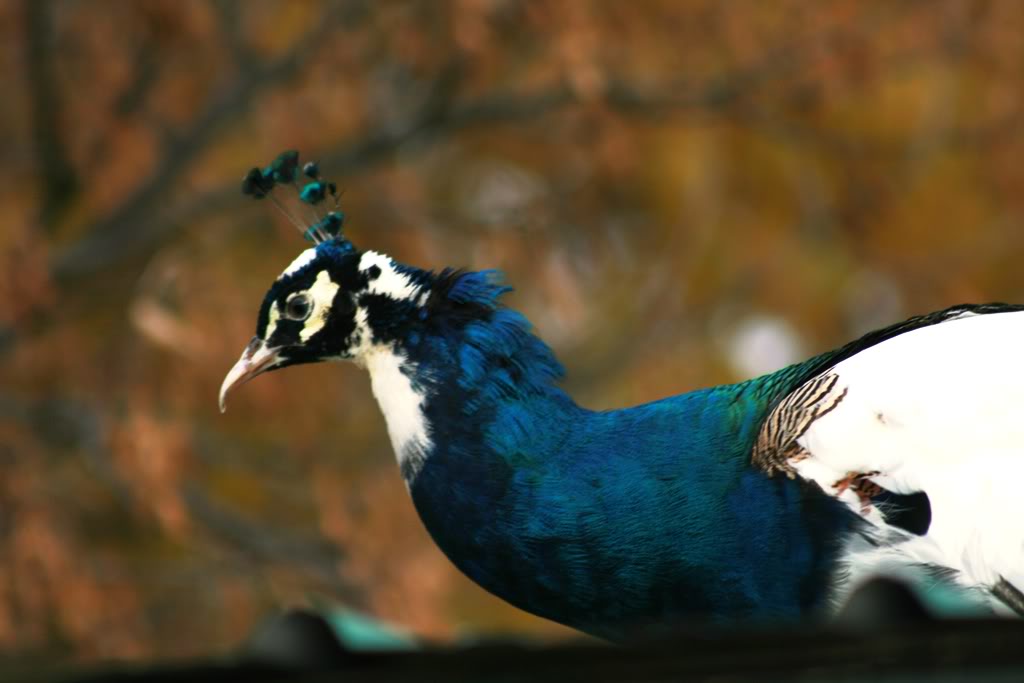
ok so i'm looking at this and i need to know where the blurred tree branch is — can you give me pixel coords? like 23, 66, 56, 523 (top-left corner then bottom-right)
24, 0, 78, 232
0, 388, 360, 605
51, 51, 799, 285
0, 390, 132, 508
181, 484, 362, 605
52, 1, 370, 282
212, 0, 257, 67
112, 42, 161, 119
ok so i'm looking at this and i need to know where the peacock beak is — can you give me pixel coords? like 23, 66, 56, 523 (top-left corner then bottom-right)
219, 336, 283, 413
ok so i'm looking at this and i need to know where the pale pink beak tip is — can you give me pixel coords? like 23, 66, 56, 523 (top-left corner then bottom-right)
219, 337, 281, 413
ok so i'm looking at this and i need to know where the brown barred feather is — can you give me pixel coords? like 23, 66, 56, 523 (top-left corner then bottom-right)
751, 371, 848, 478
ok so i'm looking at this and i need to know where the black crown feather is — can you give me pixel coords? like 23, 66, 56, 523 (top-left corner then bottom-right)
242, 150, 345, 245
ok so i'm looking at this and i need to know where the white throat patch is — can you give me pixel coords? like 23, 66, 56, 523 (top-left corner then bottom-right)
364, 347, 431, 481
353, 251, 432, 480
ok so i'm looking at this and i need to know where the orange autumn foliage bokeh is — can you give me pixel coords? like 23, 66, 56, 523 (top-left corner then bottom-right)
2, 0, 1024, 664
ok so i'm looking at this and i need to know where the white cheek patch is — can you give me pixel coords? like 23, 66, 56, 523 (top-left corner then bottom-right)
280, 248, 317, 279
359, 251, 423, 302
300, 270, 341, 342
264, 305, 281, 340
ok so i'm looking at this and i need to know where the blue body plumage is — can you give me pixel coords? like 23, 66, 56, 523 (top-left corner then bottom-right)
393, 270, 860, 638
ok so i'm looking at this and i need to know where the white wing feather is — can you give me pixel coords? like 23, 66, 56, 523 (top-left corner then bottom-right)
794, 311, 1024, 593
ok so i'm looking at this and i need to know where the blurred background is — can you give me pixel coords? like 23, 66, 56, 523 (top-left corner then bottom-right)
2, 0, 1024, 665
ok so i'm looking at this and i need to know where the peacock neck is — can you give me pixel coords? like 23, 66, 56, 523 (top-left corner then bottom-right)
365, 309, 858, 637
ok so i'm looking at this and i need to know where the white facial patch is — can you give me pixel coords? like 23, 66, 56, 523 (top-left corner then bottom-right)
264, 305, 281, 340
359, 251, 425, 303
281, 248, 317, 279
364, 347, 431, 481
299, 270, 341, 342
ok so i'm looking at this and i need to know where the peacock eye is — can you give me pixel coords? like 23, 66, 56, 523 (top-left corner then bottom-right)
284, 294, 311, 321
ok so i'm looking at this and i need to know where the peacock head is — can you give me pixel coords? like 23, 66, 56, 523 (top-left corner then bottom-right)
219, 151, 430, 412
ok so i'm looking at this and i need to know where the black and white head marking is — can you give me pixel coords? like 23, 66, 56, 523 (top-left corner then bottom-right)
255, 245, 362, 364
263, 249, 341, 344
225, 151, 434, 482
224, 243, 437, 482
351, 251, 433, 480
348, 250, 430, 356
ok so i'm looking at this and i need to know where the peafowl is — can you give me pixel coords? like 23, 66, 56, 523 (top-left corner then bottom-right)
220, 151, 1024, 640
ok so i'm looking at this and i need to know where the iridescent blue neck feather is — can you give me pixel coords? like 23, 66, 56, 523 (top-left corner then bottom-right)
379, 267, 861, 639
